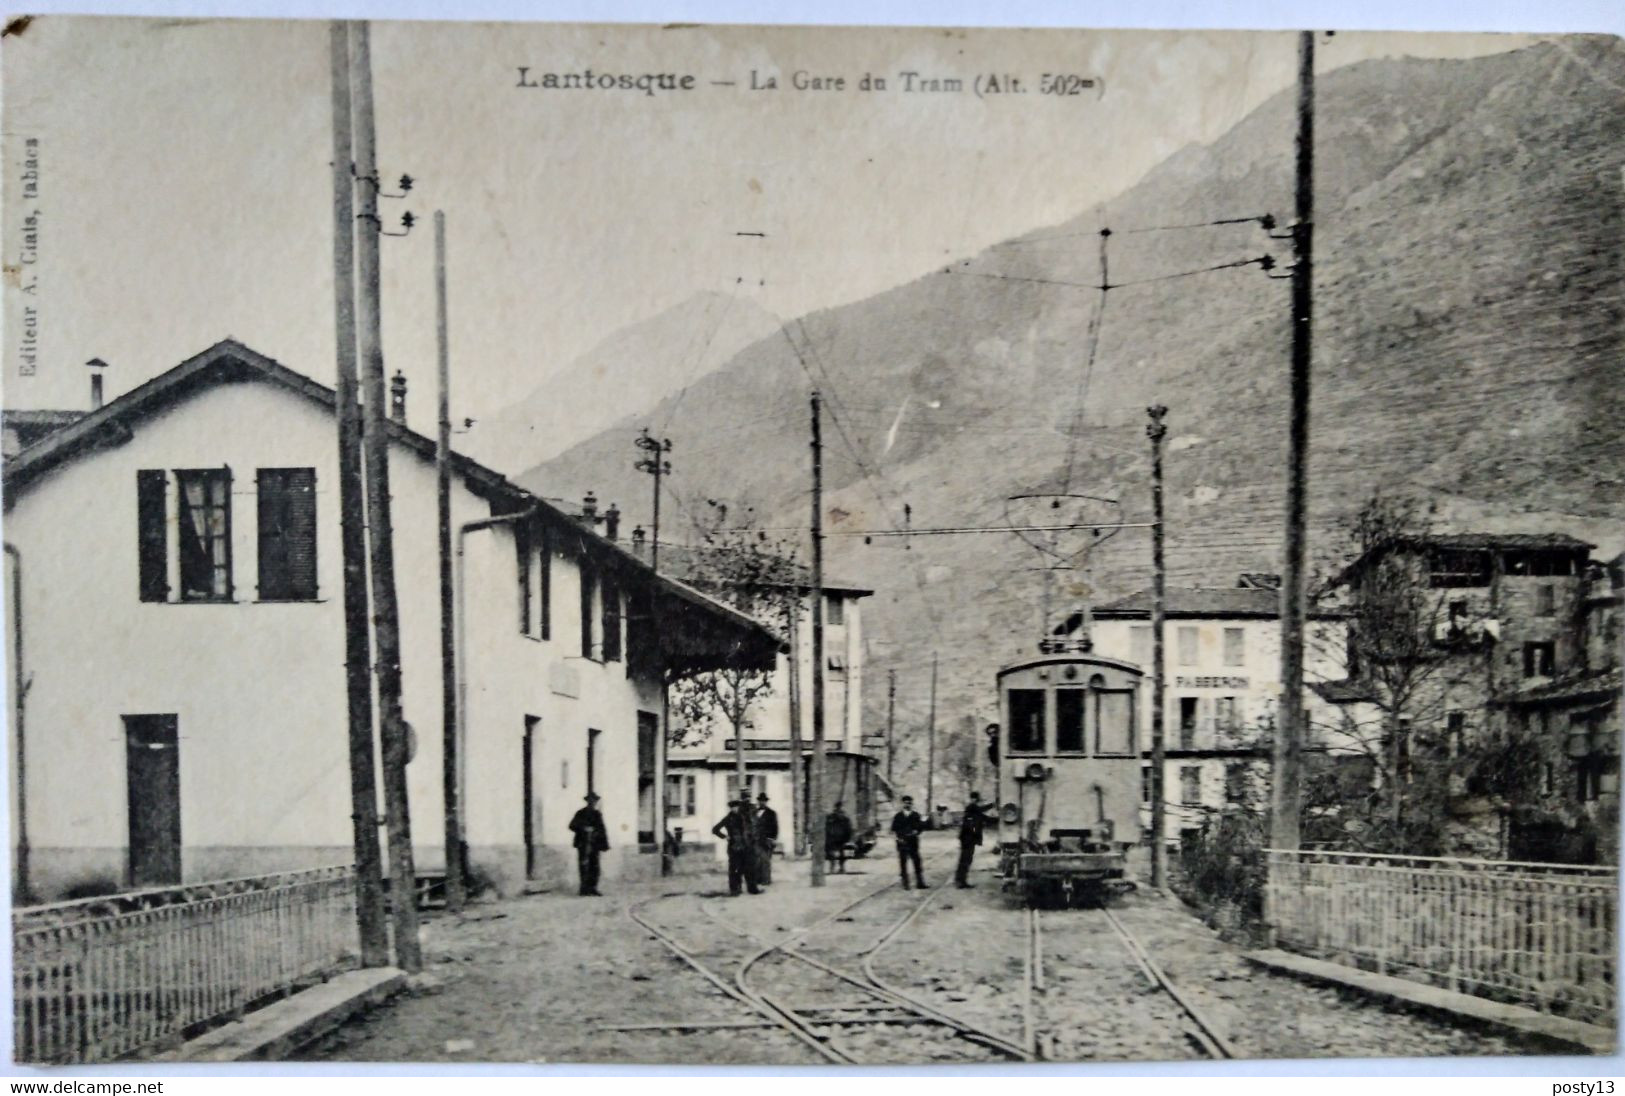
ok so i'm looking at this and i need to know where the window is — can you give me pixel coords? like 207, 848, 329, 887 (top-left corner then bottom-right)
665, 774, 696, 817
1536, 584, 1555, 617
726, 773, 767, 801
580, 566, 597, 658
256, 469, 317, 600
1225, 762, 1247, 804
137, 470, 169, 602
1177, 626, 1199, 667
1141, 765, 1152, 806
601, 576, 622, 662
1095, 690, 1134, 756
1129, 626, 1152, 668
1056, 689, 1086, 753
825, 595, 844, 627
1008, 689, 1045, 754
1215, 696, 1238, 735
1179, 697, 1198, 749
1223, 627, 1245, 668
1429, 549, 1491, 588
175, 468, 232, 601
1523, 641, 1555, 678
1446, 711, 1467, 752
1180, 766, 1201, 806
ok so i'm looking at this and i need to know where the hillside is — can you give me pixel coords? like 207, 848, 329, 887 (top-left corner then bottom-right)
464, 291, 783, 472
521, 37, 1625, 795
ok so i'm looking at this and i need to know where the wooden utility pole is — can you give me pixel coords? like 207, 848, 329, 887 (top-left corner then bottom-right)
926, 654, 938, 821
350, 20, 421, 972
435, 210, 464, 914
328, 20, 387, 967
633, 430, 672, 874
1273, 30, 1315, 856
788, 607, 805, 855
1147, 404, 1169, 889
885, 668, 896, 793
809, 391, 826, 887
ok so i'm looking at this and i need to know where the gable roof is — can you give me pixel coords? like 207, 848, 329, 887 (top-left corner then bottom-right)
2, 339, 784, 659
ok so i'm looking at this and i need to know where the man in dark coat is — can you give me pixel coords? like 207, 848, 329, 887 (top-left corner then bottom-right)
568, 792, 609, 896
755, 792, 779, 884
712, 799, 761, 896
954, 791, 997, 888
825, 802, 854, 874
890, 795, 928, 889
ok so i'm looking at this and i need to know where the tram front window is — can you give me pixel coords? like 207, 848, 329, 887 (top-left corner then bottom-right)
1056, 689, 1086, 754
1008, 689, 1045, 754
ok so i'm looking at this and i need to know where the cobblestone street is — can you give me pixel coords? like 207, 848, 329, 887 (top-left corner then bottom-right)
305, 837, 1539, 1066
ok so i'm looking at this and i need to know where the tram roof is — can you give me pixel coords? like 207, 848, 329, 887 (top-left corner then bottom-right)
996, 651, 1146, 680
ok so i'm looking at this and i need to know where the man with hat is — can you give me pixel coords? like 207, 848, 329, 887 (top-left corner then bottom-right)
754, 792, 779, 885
890, 795, 928, 889
955, 791, 997, 888
711, 799, 761, 896
568, 792, 609, 896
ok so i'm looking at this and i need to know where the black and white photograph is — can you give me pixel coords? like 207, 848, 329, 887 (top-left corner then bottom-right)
1, 11, 1620, 1070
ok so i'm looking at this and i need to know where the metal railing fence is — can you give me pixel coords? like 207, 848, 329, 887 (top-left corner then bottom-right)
1266, 849, 1616, 1025
12, 865, 358, 1063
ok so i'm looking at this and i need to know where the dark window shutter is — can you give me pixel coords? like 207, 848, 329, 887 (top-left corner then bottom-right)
580, 566, 595, 658
137, 470, 168, 602
516, 523, 533, 634
257, 468, 317, 600
602, 576, 622, 662
539, 526, 551, 641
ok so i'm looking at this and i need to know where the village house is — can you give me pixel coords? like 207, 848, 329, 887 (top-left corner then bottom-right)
1313, 531, 1612, 860
2, 340, 780, 902
1056, 575, 1347, 848
641, 540, 877, 860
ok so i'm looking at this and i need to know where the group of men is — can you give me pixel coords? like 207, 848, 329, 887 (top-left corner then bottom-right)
711, 792, 780, 896
566, 785, 999, 898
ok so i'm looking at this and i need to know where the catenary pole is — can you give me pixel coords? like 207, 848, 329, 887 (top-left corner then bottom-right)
885, 668, 896, 794
435, 210, 465, 913
927, 653, 938, 822
329, 20, 388, 966
788, 606, 805, 855
351, 19, 422, 972
634, 429, 673, 873
1148, 404, 1169, 890
1273, 30, 1314, 857
809, 391, 827, 887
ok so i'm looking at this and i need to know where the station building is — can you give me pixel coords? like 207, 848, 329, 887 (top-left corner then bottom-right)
2, 341, 780, 902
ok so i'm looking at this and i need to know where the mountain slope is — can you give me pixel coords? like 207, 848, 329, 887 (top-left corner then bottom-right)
464, 291, 783, 473
521, 37, 1625, 787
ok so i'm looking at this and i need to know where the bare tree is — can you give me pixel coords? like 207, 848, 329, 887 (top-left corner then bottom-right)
667, 503, 803, 792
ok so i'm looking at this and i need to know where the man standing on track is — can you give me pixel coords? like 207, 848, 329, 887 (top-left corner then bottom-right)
955, 791, 996, 888
712, 799, 761, 896
568, 792, 609, 897
890, 795, 928, 889
755, 792, 778, 885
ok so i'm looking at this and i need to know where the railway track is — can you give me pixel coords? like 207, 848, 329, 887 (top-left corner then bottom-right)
629, 856, 1235, 1065
628, 855, 1033, 1064
1020, 895, 1236, 1061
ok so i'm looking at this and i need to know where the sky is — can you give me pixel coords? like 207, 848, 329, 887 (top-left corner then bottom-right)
1, 16, 1550, 470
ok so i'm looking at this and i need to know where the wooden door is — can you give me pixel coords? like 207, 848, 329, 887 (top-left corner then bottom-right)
124, 715, 181, 887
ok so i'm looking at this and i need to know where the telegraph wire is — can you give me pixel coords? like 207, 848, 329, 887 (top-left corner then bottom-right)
990, 213, 1275, 247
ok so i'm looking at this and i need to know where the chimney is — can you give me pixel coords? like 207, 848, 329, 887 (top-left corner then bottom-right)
604, 503, 621, 540
631, 525, 647, 550
389, 370, 407, 424
87, 358, 109, 410
580, 491, 598, 524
